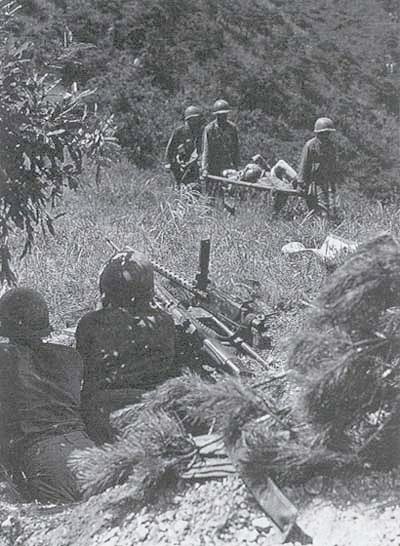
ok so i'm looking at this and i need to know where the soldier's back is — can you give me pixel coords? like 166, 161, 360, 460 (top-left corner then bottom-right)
76, 305, 176, 390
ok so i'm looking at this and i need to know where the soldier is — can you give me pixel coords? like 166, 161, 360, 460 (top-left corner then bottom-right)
165, 105, 204, 188
76, 250, 177, 445
298, 117, 339, 218
0, 288, 94, 504
201, 99, 240, 196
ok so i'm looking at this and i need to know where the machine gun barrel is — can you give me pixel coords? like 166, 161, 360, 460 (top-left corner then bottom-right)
150, 260, 269, 337
151, 260, 207, 299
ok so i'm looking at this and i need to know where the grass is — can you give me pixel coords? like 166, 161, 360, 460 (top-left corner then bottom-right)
9, 157, 400, 337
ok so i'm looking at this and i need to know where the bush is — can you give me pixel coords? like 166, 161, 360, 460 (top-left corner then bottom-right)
0, 5, 118, 281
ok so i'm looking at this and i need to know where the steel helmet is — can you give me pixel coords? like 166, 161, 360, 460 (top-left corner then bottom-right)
314, 117, 336, 133
184, 105, 202, 121
212, 99, 231, 115
0, 288, 52, 339
99, 250, 154, 307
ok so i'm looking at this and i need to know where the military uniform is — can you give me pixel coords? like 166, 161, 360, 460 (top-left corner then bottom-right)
298, 135, 338, 213
201, 118, 240, 195
76, 305, 176, 444
76, 250, 178, 444
273, 118, 339, 217
0, 340, 94, 504
165, 123, 203, 186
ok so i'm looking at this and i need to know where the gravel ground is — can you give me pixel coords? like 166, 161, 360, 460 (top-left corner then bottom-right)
0, 310, 399, 546
0, 470, 399, 546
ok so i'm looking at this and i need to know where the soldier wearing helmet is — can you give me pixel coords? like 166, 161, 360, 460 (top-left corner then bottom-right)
0, 288, 94, 504
76, 250, 176, 444
297, 117, 340, 217
165, 105, 204, 188
201, 99, 240, 196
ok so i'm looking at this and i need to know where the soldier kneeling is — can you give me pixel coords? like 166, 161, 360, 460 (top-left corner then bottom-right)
76, 250, 177, 445
0, 288, 95, 504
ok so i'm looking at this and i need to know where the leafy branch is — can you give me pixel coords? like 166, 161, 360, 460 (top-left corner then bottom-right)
0, 3, 118, 283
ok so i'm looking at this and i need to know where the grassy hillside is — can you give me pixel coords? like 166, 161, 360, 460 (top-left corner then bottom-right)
13, 161, 400, 337
14, 0, 399, 199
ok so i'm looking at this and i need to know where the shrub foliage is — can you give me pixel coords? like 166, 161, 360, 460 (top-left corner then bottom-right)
0, 2, 118, 282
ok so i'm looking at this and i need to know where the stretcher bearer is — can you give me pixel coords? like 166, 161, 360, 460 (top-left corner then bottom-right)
201, 99, 240, 196
298, 117, 340, 218
165, 105, 204, 188
273, 117, 340, 219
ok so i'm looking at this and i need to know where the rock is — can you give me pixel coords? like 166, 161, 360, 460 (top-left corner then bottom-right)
252, 516, 272, 532
99, 528, 120, 545
174, 520, 189, 534
136, 524, 149, 541
235, 528, 259, 543
179, 511, 192, 521
158, 521, 169, 532
173, 495, 183, 504
159, 510, 174, 522
104, 537, 121, 546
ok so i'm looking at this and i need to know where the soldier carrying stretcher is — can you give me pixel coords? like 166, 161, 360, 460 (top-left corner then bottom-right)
273, 117, 340, 218
165, 105, 204, 188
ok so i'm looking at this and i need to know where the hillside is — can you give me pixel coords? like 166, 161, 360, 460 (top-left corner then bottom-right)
15, 0, 399, 199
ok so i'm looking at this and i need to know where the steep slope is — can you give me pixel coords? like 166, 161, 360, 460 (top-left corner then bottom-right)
14, 0, 400, 197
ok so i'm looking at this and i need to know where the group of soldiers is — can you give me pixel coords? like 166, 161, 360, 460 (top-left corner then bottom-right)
165, 99, 340, 218
0, 251, 178, 504
165, 99, 240, 193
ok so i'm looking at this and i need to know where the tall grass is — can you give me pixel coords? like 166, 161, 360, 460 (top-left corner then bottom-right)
12, 159, 400, 336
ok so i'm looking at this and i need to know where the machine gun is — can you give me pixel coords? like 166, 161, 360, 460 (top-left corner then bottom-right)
155, 282, 245, 376
105, 238, 273, 374
150, 239, 273, 351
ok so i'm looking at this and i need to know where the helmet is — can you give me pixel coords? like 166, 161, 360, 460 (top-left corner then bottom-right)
314, 117, 336, 133
184, 105, 202, 121
99, 250, 154, 307
241, 164, 263, 182
212, 99, 231, 115
0, 288, 52, 339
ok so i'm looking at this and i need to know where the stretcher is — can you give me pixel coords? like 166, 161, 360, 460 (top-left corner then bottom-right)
207, 173, 302, 195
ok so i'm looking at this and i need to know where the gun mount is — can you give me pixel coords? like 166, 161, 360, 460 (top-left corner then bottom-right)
151, 239, 273, 348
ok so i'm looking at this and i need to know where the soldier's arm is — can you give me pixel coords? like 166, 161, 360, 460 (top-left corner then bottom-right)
232, 126, 240, 169
329, 146, 339, 193
201, 126, 210, 177
165, 128, 179, 165
76, 319, 114, 445
298, 142, 312, 189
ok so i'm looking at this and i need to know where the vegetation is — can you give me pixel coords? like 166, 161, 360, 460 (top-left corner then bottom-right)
16, 161, 400, 333
0, 1, 118, 280
11, 0, 399, 200
0, 4, 398, 545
